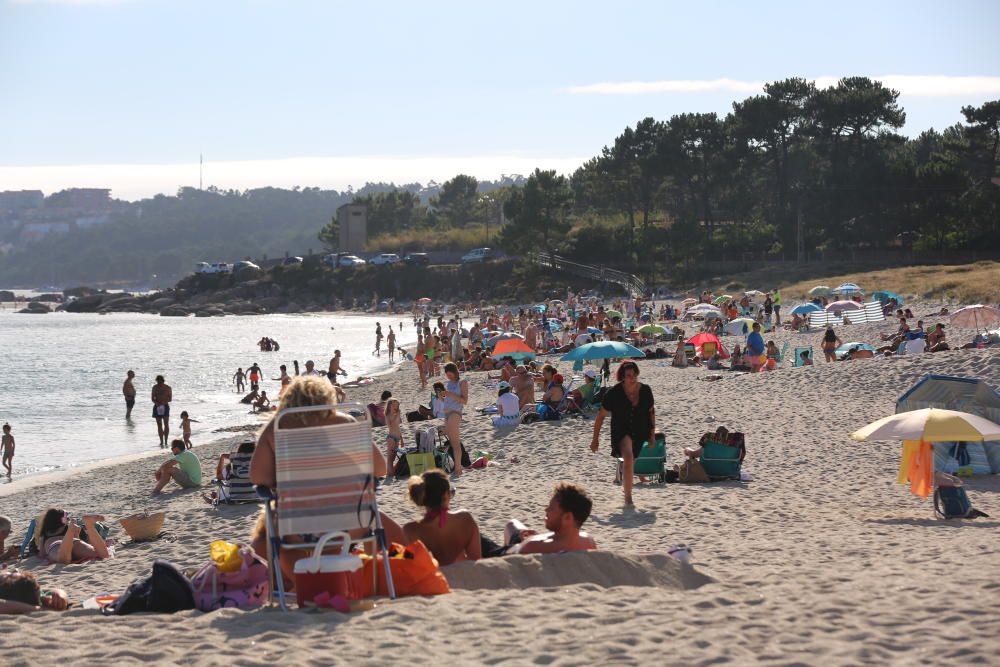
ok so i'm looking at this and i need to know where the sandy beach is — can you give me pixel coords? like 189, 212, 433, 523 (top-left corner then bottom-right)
2, 314, 999, 666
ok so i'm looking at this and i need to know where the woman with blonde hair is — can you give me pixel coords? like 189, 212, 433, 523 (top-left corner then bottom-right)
249, 376, 402, 586
402, 469, 481, 565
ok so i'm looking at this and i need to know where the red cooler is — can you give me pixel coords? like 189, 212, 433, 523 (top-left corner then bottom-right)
293, 531, 365, 607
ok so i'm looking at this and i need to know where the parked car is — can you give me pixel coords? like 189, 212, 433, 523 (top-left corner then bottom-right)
404, 252, 430, 266
461, 247, 493, 264
369, 253, 401, 266
233, 260, 261, 274
337, 255, 367, 267
195, 262, 232, 274
282, 256, 304, 266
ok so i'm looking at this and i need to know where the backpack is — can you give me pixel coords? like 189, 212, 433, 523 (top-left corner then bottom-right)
934, 485, 973, 519
102, 560, 196, 615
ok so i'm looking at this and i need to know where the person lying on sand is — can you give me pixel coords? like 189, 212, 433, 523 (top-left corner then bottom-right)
484, 482, 596, 556
38, 510, 113, 564
402, 469, 481, 565
0, 571, 69, 615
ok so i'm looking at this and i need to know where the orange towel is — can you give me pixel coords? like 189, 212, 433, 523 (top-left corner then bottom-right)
906, 440, 934, 498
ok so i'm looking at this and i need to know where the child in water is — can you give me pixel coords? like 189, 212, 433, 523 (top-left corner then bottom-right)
180, 411, 199, 449
2, 424, 14, 477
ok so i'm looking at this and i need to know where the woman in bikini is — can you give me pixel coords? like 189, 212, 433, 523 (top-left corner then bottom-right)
38, 509, 113, 564
821, 326, 842, 363
402, 469, 481, 565
385, 398, 404, 475
438, 363, 469, 477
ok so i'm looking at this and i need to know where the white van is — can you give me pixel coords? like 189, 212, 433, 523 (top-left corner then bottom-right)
461, 247, 493, 264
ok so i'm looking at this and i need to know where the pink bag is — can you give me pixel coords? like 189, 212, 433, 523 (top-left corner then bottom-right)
190, 546, 269, 611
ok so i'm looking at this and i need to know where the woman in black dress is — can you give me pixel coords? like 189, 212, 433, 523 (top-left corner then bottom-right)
590, 361, 655, 507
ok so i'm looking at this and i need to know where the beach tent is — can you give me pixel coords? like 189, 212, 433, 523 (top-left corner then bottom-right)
872, 290, 903, 305
686, 332, 730, 359
722, 318, 751, 336
491, 339, 536, 361
896, 375, 1000, 474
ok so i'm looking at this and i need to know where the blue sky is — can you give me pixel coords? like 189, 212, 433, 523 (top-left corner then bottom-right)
2, 0, 999, 199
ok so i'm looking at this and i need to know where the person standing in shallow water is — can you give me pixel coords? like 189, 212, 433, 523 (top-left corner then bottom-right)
122, 370, 136, 419
373, 322, 383, 357
151, 375, 173, 447
387, 326, 396, 362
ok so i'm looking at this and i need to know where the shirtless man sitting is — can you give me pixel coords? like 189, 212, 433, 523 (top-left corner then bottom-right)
500, 482, 596, 555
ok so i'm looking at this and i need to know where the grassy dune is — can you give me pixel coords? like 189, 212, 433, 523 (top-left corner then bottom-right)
705, 261, 1000, 304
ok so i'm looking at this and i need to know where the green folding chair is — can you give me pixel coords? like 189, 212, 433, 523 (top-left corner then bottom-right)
616, 433, 667, 483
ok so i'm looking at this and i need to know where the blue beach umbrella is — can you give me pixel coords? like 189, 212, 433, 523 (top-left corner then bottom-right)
834, 282, 863, 295
790, 303, 822, 316
560, 341, 646, 362
587, 327, 604, 335
872, 290, 903, 305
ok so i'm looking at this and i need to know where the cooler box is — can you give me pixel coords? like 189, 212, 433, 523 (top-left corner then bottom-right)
293, 532, 365, 607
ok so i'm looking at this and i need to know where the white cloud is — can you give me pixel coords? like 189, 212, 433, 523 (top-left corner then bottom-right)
565, 75, 1000, 97
0, 154, 587, 201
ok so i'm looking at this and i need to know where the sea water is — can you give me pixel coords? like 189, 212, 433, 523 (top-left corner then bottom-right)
0, 310, 417, 478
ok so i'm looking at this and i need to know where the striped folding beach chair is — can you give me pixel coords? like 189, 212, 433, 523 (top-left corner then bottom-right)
260, 403, 395, 609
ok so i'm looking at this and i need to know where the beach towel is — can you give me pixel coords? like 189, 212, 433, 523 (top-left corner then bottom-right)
904, 440, 934, 499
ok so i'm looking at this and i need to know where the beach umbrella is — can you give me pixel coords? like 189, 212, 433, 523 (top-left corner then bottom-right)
789, 303, 822, 315
549, 300, 564, 306
809, 286, 831, 297
850, 408, 1000, 443
417, 297, 432, 304
484, 332, 524, 348
587, 327, 604, 335
826, 300, 861, 314
872, 290, 903, 305
638, 324, 668, 335
681, 298, 698, 307
713, 295, 733, 305
950, 305, 1000, 331
534, 303, 547, 312
560, 341, 645, 362
834, 282, 863, 294
835, 342, 877, 356
605, 309, 623, 319
491, 339, 536, 361
688, 303, 722, 313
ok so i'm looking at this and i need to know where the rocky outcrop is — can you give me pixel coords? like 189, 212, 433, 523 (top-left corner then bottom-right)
0, 290, 14, 302
19, 301, 51, 313
160, 304, 190, 317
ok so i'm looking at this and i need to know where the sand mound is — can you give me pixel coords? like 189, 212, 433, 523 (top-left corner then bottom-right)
443, 551, 713, 591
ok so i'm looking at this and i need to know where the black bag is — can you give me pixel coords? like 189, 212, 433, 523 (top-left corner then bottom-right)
102, 560, 196, 615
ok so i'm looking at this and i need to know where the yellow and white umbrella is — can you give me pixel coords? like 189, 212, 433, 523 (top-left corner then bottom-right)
850, 408, 1000, 443
851, 408, 1000, 499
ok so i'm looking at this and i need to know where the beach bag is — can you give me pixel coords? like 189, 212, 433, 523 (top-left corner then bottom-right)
190, 543, 269, 611
676, 459, 709, 483
360, 540, 450, 598
102, 560, 195, 615
443, 438, 472, 468
416, 426, 438, 453
934, 486, 973, 519
405, 452, 437, 477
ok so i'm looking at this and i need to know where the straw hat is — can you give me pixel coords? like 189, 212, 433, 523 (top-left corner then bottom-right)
119, 511, 165, 541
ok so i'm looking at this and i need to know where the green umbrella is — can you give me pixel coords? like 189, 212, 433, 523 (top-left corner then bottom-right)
713, 295, 733, 306
638, 324, 668, 335
605, 309, 623, 320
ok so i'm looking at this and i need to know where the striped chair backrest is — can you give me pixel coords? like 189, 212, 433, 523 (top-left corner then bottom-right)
224, 452, 257, 501
274, 406, 375, 538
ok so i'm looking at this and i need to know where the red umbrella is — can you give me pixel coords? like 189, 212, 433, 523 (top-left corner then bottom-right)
417, 297, 432, 304
685, 332, 730, 359
491, 338, 536, 360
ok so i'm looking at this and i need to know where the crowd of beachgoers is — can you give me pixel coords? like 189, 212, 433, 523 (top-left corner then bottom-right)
1, 282, 998, 664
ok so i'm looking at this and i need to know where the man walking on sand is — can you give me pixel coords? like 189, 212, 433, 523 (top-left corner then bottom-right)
123, 370, 136, 419
151, 375, 173, 447
328, 350, 346, 382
